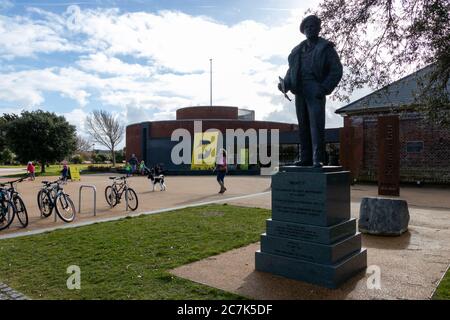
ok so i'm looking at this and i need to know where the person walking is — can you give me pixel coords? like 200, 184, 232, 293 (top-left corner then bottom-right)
215, 149, 228, 194
26, 161, 35, 181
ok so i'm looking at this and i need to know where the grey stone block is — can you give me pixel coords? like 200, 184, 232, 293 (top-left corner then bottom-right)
359, 197, 410, 235
272, 170, 350, 226
255, 248, 367, 289
266, 218, 356, 244
260, 233, 362, 264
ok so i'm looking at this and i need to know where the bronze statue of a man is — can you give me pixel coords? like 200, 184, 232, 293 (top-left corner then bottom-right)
279, 15, 343, 167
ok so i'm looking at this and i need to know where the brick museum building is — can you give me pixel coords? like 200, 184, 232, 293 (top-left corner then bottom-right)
126, 106, 340, 172
336, 65, 450, 184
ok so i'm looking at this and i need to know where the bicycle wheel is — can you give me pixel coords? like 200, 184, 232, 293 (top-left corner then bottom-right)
13, 195, 28, 228
0, 199, 15, 231
125, 188, 138, 211
105, 186, 118, 207
38, 190, 53, 217
55, 193, 76, 223
37, 189, 44, 211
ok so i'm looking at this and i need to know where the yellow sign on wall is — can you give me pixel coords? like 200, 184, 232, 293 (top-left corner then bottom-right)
191, 131, 219, 170
240, 148, 249, 170
69, 167, 81, 181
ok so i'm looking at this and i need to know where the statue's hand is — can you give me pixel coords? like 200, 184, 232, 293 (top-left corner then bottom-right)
277, 83, 283, 92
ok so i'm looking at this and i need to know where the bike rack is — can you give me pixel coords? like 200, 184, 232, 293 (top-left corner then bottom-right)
78, 185, 97, 217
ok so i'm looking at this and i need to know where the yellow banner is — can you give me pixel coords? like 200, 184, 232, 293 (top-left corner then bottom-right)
69, 166, 81, 181
191, 131, 219, 170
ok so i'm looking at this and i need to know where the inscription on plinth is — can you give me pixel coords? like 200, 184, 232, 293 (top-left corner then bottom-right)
271, 171, 350, 226
266, 218, 356, 244
261, 233, 362, 264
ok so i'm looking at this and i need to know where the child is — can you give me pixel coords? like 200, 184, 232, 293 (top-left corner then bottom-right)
125, 162, 132, 177
139, 160, 146, 175
26, 161, 35, 181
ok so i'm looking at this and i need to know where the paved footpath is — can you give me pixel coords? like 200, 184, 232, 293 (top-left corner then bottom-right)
0, 283, 29, 300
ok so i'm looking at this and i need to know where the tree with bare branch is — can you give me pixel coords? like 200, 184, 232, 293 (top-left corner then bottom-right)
76, 135, 93, 153
311, 0, 449, 125
85, 110, 124, 167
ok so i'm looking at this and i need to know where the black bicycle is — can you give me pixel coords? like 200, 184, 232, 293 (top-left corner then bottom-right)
37, 179, 76, 222
0, 187, 17, 231
105, 176, 138, 211
0, 177, 29, 230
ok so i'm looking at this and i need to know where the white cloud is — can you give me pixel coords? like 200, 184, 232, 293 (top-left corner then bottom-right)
60, 107, 88, 132
0, 67, 98, 107
0, 14, 82, 59
77, 53, 154, 76
0, 4, 349, 131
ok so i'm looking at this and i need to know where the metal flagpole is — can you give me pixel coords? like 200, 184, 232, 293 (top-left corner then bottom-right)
210, 58, 212, 106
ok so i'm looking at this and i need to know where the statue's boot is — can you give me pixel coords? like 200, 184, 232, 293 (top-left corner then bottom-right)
313, 162, 323, 168
294, 160, 313, 166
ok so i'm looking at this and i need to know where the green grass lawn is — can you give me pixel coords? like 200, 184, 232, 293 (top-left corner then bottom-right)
433, 266, 450, 300
0, 164, 112, 178
0, 204, 270, 300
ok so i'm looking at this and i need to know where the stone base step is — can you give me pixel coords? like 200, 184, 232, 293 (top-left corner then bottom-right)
255, 248, 367, 289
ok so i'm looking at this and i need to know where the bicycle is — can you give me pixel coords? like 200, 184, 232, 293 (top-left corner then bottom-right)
105, 176, 138, 211
37, 179, 76, 223
0, 177, 29, 230
0, 187, 17, 232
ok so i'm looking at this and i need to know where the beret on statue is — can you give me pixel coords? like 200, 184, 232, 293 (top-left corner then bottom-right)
300, 15, 322, 34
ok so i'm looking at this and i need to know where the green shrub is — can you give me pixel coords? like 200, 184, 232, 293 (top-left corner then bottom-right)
71, 154, 83, 164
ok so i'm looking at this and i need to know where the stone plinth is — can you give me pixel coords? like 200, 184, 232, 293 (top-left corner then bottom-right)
255, 166, 367, 289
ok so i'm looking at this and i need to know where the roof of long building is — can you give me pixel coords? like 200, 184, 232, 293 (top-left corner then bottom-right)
335, 64, 449, 115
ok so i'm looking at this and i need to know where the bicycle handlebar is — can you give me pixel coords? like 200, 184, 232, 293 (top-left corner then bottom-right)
41, 179, 63, 186
109, 176, 127, 181
0, 176, 27, 188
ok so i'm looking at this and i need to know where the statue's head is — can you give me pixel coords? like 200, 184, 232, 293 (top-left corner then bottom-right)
300, 15, 321, 39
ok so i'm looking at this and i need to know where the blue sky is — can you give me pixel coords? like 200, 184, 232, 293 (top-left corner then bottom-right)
0, 0, 357, 148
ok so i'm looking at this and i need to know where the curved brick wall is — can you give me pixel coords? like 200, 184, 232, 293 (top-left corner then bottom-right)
176, 106, 238, 120
148, 120, 297, 138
